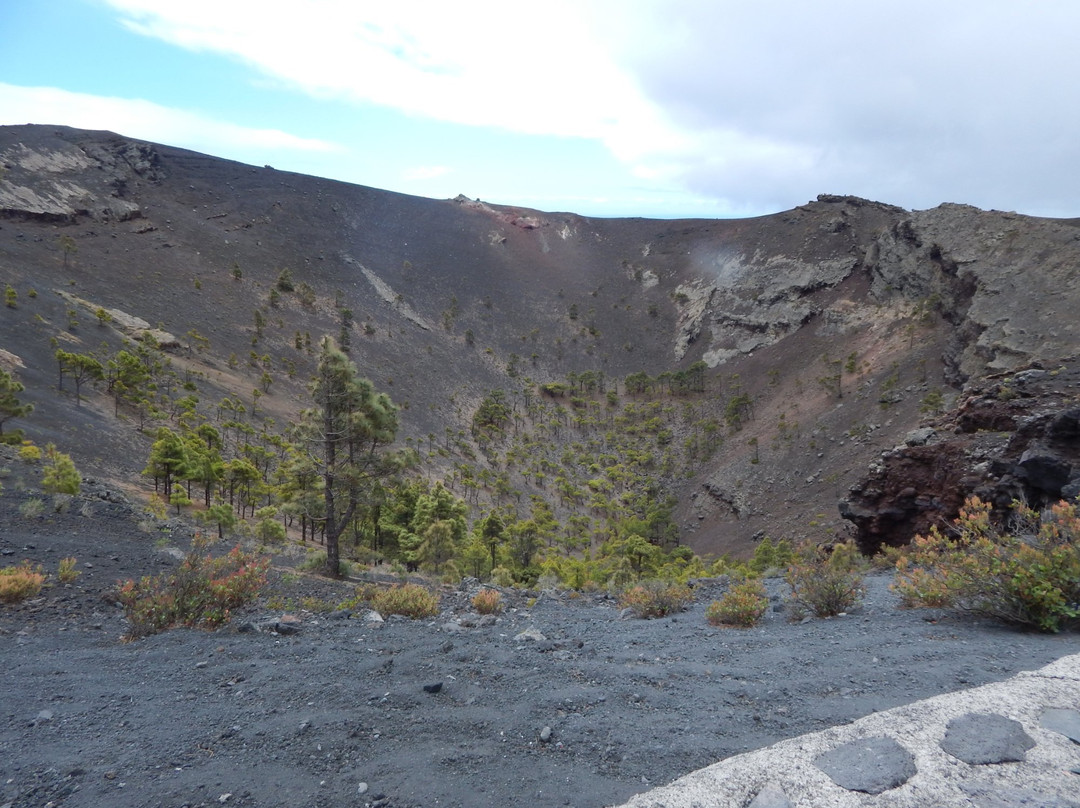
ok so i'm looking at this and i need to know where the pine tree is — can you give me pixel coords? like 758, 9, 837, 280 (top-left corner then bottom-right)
0, 369, 33, 439
304, 337, 403, 577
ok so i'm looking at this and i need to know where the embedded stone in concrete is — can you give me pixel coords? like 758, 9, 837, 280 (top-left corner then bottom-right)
746, 782, 792, 808
960, 780, 1080, 808
1040, 708, 1080, 744
940, 713, 1035, 764
813, 736, 916, 794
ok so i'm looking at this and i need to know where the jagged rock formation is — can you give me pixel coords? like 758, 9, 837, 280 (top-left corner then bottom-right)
2, 124, 1078, 556
842, 365, 1080, 554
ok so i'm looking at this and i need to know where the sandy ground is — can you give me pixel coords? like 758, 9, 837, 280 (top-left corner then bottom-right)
1, 490, 1077, 808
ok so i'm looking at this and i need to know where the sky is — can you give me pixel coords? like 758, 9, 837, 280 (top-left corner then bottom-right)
2, 0, 1079, 219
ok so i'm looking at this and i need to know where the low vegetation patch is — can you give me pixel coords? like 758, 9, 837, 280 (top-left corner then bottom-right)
893, 497, 1080, 633
18, 498, 44, 519
299, 551, 352, 578
471, 588, 503, 615
116, 534, 269, 639
618, 580, 692, 618
0, 561, 46, 603
371, 583, 440, 619
785, 540, 866, 619
706, 578, 768, 627
57, 556, 81, 584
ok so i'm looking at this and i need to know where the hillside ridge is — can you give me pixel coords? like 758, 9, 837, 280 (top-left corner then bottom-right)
2, 123, 1078, 559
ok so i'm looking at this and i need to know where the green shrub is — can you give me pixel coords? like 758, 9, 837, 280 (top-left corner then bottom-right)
706, 578, 768, 627
748, 536, 795, 576
893, 497, 1080, 633
0, 562, 46, 603
41, 445, 80, 495
18, 498, 44, 519
116, 534, 269, 638
785, 540, 866, 619
57, 556, 81, 584
371, 583, 439, 619
299, 551, 351, 577
490, 566, 515, 587
18, 442, 41, 463
472, 588, 503, 615
618, 580, 692, 618
254, 507, 287, 544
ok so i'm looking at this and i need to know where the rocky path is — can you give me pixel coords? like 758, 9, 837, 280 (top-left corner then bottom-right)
1, 493, 1077, 808
617, 653, 1080, 807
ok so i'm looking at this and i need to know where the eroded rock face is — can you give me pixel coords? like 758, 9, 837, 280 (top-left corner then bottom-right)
0, 126, 158, 222
841, 365, 1080, 554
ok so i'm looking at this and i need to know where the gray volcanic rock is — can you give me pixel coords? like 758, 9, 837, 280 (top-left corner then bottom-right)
940, 713, 1036, 765
813, 736, 916, 794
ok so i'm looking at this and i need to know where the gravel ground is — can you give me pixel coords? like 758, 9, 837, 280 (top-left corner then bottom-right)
1, 490, 1077, 808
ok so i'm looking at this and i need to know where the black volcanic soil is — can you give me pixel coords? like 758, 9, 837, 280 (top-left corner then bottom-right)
2, 489, 1076, 808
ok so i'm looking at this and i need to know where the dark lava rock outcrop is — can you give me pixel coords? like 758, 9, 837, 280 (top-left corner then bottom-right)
841, 363, 1080, 554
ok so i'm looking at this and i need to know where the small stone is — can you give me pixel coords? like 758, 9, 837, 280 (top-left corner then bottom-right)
514, 628, 546, 642
539, 726, 552, 743
195, 661, 208, 669
357, 782, 369, 795
814, 736, 916, 794
941, 713, 1035, 764
33, 709, 54, 726
423, 682, 443, 694
364, 610, 385, 623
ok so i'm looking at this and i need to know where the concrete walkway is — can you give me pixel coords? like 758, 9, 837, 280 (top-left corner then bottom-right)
613, 653, 1080, 808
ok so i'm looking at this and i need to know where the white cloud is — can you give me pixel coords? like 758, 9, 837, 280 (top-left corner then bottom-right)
102, 0, 1080, 216
10, 2, 1080, 217
0, 82, 342, 160
102, 0, 683, 162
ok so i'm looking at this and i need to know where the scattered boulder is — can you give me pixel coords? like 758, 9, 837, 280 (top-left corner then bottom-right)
514, 628, 546, 643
